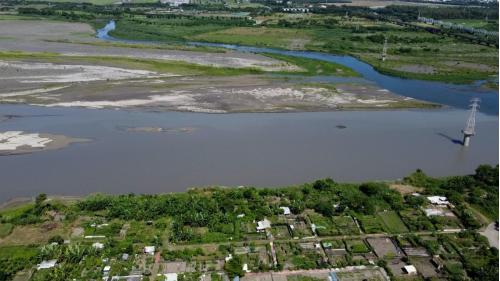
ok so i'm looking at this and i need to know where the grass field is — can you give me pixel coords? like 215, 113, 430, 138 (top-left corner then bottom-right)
377, 211, 409, 233
0, 223, 14, 238
357, 215, 385, 234
263, 53, 359, 77
109, 14, 498, 84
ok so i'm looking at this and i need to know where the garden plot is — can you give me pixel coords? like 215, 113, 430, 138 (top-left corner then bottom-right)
356, 215, 385, 234
366, 237, 404, 259
377, 211, 409, 233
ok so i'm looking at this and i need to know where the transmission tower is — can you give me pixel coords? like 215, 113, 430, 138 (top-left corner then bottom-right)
462, 98, 480, 147
381, 36, 387, 62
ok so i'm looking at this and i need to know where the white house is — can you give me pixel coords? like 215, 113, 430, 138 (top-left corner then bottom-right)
424, 208, 445, 217
37, 260, 57, 270
403, 265, 417, 275
92, 242, 104, 250
256, 218, 271, 232
144, 246, 155, 255
242, 263, 250, 273
165, 273, 178, 281
280, 206, 292, 215
103, 265, 111, 274
427, 196, 449, 205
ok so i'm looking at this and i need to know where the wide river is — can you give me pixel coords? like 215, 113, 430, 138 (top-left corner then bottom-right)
0, 22, 497, 201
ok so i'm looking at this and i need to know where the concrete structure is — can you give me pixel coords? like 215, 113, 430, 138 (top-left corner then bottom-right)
37, 260, 57, 270
462, 98, 480, 147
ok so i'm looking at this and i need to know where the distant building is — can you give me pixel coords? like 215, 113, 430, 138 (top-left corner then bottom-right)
280, 206, 291, 215
165, 273, 178, 281
103, 265, 111, 274
256, 218, 271, 232
424, 208, 445, 217
37, 260, 57, 270
160, 0, 189, 7
403, 265, 417, 275
122, 253, 129, 261
242, 263, 250, 273
427, 196, 449, 205
144, 246, 155, 255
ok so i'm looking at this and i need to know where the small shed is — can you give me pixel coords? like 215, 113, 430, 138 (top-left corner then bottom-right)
37, 260, 57, 270
403, 265, 417, 275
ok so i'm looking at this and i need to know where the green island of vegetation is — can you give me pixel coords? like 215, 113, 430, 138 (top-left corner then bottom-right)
0, 164, 497, 281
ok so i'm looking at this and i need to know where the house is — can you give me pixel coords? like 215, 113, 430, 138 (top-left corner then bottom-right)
103, 265, 111, 274
427, 196, 449, 205
37, 260, 57, 270
424, 208, 445, 217
256, 218, 271, 232
165, 273, 178, 281
280, 206, 291, 215
144, 246, 155, 255
242, 263, 250, 273
92, 242, 104, 250
403, 265, 417, 275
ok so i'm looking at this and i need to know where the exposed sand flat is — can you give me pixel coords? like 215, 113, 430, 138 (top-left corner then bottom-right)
30, 83, 426, 113
0, 86, 70, 97
0, 61, 169, 84
0, 131, 52, 151
0, 131, 88, 155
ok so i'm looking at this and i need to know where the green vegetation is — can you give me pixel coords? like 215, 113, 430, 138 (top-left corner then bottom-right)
0, 223, 14, 238
0, 159, 497, 280
264, 53, 359, 77
7, 2, 498, 84
377, 211, 409, 233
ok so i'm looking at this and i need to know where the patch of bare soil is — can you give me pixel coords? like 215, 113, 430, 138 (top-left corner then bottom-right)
390, 184, 423, 195
443, 61, 496, 72
395, 64, 435, 74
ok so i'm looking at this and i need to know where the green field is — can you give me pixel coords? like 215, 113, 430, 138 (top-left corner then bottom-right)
263, 53, 359, 77
108, 14, 497, 84
0, 223, 14, 238
377, 211, 409, 233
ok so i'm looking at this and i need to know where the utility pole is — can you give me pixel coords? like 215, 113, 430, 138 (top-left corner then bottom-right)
381, 36, 387, 62
462, 98, 480, 147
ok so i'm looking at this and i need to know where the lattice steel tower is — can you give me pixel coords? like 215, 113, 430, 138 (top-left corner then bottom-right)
462, 98, 480, 147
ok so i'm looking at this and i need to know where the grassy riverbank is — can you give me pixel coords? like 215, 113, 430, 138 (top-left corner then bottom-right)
109, 14, 498, 84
